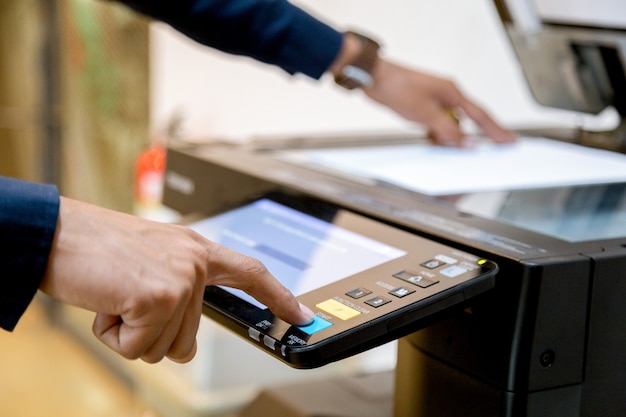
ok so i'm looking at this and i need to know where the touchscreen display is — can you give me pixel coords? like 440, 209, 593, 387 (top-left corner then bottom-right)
189, 199, 407, 309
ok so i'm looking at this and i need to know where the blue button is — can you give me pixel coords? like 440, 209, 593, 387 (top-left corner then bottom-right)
297, 316, 333, 335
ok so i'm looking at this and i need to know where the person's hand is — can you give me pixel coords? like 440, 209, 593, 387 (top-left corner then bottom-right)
365, 58, 517, 147
40, 197, 314, 364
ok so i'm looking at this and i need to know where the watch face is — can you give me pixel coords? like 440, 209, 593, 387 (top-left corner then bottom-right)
336, 65, 373, 90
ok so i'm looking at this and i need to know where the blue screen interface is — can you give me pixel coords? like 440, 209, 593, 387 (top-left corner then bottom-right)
189, 199, 406, 308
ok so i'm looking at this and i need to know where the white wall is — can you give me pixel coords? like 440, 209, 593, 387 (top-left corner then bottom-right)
536, 0, 626, 28
150, 0, 612, 142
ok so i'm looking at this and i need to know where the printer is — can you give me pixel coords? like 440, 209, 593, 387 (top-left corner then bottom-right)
162, 1, 626, 416
492, 0, 625, 151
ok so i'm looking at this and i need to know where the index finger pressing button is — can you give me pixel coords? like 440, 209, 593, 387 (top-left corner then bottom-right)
297, 316, 334, 335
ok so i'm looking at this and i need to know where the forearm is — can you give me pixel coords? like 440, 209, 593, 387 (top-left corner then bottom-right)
116, 0, 343, 79
0, 176, 60, 331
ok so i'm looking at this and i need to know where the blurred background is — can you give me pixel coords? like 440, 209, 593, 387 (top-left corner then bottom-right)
0, 0, 622, 416
0, 0, 149, 212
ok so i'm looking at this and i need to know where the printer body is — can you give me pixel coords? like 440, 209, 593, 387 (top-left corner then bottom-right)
163, 139, 626, 416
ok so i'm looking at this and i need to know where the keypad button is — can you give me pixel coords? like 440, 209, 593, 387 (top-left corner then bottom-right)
316, 299, 361, 320
421, 259, 446, 269
346, 288, 372, 299
248, 327, 262, 342
389, 287, 415, 298
413, 277, 438, 288
440, 265, 467, 278
394, 270, 418, 281
435, 254, 458, 264
297, 316, 334, 335
393, 270, 439, 288
365, 296, 391, 308
263, 336, 277, 350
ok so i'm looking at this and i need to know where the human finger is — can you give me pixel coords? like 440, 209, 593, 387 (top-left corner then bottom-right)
169, 339, 198, 364
139, 302, 191, 363
138, 254, 206, 363
424, 106, 465, 146
457, 98, 517, 143
164, 280, 205, 363
93, 312, 164, 360
204, 242, 314, 326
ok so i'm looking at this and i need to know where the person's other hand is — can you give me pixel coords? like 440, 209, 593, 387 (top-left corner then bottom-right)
365, 58, 517, 147
40, 197, 314, 364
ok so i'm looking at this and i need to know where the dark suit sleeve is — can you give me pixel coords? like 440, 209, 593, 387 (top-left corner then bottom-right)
0, 176, 60, 331
115, 0, 343, 79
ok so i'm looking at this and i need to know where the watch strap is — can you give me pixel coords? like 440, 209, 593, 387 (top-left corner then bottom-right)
334, 31, 380, 90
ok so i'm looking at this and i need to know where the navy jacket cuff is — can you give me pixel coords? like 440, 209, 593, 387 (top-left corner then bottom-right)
0, 176, 60, 330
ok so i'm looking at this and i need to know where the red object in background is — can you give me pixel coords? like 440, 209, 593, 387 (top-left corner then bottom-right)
134, 143, 166, 207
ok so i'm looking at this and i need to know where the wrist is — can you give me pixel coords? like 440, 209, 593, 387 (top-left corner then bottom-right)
330, 31, 381, 90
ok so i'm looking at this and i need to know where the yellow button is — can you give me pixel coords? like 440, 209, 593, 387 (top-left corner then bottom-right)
316, 299, 361, 321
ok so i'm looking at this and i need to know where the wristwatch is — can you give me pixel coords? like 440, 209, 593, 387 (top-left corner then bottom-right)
334, 31, 380, 90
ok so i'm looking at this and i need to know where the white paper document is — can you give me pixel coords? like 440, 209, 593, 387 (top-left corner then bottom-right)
279, 137, 626, 195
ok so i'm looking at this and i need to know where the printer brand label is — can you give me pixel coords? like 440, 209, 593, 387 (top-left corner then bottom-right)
165, 171, 195, 195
